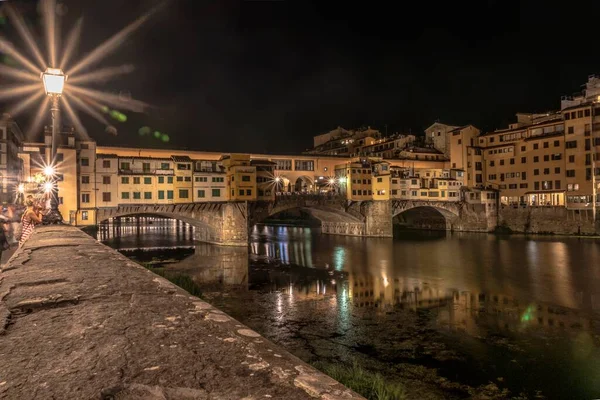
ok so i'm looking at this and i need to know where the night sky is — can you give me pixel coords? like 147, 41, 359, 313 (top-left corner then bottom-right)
2, 0, 600, 154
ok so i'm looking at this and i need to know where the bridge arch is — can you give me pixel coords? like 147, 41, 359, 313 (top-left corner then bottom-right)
294, 175, 314, 193
96, 203, 249, 246
392, 200, 460, 231
249, 195, 366, 236
98, 211, 219, 242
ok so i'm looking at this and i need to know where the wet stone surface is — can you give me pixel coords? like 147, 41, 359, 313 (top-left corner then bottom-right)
0, 226, 363, 400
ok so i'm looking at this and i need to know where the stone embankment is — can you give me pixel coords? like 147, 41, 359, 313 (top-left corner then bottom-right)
498, 206, 599, 235
0, 226, 363, 400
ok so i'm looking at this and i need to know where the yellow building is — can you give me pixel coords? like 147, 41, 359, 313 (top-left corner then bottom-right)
449, 125, 481, 171
222, 154, 257, 201
478, 114, 565, 206
76, 139, 98, 225
95, 154, 119, 209
335, 157, 391, 201
562, 101, 600, 208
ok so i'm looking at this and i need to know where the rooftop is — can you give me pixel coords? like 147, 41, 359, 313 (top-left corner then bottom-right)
171, 155, 192, 162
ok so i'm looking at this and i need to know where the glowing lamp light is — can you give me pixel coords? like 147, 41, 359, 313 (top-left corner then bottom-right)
338, 177, 347, 184
18, 183, 24, 193
41, 67, 67, 95
274, 177, 282, 183
43, 165, 55, 176
43, 181, 54, 193
328, 178, 336, 185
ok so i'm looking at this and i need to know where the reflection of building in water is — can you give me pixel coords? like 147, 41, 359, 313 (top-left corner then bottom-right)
97, 216, 194, 242
251, 261, 343, 301
349, 274, 594, 337
169, 243, 249, 287
349, 274, 453, 310
444, 291, 593, 336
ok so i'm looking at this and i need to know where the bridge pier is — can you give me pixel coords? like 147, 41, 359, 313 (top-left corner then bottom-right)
363, 200, 393, 237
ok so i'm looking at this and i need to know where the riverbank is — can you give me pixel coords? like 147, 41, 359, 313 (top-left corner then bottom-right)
0, 226, 363, 399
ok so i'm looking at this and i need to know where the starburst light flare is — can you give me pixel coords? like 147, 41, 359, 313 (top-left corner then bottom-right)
0, 0, 163, 141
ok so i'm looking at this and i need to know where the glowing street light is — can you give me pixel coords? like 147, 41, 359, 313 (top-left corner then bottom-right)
17, 183, 24, 194
41, 68, 67, 223
43, 181, 54, 193
328, 178, 336, 185
274, 177, 282, 183
41, 68, 67, 96
43, 165, 55, 177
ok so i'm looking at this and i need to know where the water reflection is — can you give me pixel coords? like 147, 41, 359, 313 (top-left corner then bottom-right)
101, 222, 600, 399
167, 243, 249, 287
98, 217, 194, 250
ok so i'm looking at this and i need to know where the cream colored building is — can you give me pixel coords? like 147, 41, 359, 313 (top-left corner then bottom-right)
193, 159, 226, 202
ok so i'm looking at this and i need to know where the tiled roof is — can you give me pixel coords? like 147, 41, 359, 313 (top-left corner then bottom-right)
97, 153, 118, 158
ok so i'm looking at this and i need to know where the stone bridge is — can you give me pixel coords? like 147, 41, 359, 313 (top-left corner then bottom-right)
96, 196, 394, 246
97, 202, 248, 246
249, 195, 393, 237
392, 199, 495, 232
95, 197, 495, 246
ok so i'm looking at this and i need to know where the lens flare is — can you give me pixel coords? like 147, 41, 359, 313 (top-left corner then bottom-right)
0, 1, 160, 142
43, 165, 55, 176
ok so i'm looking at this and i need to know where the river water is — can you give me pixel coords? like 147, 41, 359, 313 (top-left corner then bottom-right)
94, 219, 600, 399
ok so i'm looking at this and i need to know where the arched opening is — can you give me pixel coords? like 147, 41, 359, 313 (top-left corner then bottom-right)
294, 176, 314, 193
93, 214, 195, 247
274, 176, 291, 193
96, 212, 221, 245
393, 206, 454, 232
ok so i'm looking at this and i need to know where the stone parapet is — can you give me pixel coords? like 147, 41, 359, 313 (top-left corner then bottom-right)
0, 226, 363, 400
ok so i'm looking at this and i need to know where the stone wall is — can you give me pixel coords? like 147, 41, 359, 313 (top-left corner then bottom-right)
218, 202, 249, 246
0, 226, 363, 399
498, 207, 599, 235
454, 203, 496, 232
363, 200, 393, 237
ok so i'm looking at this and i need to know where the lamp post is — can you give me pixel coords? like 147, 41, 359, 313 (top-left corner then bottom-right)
41, 67, 67, 224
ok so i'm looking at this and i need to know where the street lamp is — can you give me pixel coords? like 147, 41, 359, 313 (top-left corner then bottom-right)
41, 67, 67, 224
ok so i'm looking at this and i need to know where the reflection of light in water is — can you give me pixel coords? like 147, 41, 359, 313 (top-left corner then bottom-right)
304, 237, 313, 267
276, 292, 283, 316
279, 242, 288, 264
332, 246, 346, 271
550, 241, 577, 309
526, 240, 540, 301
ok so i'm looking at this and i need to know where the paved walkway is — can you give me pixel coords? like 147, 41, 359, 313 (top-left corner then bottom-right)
0, 226, 362, 400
